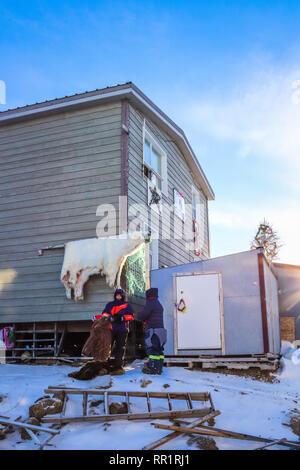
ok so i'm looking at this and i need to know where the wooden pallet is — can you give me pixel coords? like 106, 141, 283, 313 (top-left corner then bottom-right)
164, 355, 280, 371
41, 386, 214, 424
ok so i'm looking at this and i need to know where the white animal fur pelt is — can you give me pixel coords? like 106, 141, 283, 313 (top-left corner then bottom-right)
61, 231, 146, 300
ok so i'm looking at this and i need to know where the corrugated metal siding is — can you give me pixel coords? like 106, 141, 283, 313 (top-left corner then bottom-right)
128, 104, 210, 268
0, 102, 122, 323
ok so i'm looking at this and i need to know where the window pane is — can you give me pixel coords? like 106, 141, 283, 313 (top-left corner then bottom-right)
192, 191, 201, 220
192, 193, 197, 219
144, 139, 151, 165
152, 147, 162, 175
150, 173, 161, 189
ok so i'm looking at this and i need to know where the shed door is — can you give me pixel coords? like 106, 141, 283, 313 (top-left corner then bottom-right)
176, 273, 223, 350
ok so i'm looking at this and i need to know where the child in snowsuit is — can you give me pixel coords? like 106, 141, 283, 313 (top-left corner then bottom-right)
93, 288, 134, 374
136, 287, 167, 375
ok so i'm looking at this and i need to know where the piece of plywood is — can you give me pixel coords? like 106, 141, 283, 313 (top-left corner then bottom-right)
280, 317, 295, 343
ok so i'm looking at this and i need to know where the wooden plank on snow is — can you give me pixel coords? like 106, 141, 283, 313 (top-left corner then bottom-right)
143, 410, 220, 450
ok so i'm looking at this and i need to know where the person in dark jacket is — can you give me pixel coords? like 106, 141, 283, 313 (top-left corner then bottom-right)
93, 288, 134, 374
136, 287, 167, 375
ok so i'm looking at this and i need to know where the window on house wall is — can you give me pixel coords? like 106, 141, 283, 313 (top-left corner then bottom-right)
192, 186, 204, 256
149, 238, 159, 270
174, 188, 185, 222
192, 187, 201, 221
143, 128, 167, 196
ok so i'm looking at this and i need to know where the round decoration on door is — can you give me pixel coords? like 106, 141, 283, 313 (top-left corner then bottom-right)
177, 298, 187, 313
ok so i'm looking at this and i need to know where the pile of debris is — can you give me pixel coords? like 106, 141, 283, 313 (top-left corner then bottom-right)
1, 385, 300, 450
0, 391, 66, 448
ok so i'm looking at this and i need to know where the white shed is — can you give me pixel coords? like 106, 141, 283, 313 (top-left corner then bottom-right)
151, 248, 280, 357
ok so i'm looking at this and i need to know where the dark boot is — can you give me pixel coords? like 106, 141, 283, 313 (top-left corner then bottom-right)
158, 356, 164, 374
106, 358, 117, 371
68, 361, 108, 380
142, 357, 161, 375
109, 358, 125, 376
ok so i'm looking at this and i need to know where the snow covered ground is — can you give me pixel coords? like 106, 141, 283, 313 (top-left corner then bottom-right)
0, 342, 299, 450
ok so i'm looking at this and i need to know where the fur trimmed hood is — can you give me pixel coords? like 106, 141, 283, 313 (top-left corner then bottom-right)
114, 288, 126, 302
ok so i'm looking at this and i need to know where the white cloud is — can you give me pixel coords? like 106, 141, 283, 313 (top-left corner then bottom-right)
186, 64, 300, 181
178, 60, 300, 265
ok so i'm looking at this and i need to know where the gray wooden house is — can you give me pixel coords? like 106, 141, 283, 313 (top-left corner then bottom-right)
0, 82, 214, 357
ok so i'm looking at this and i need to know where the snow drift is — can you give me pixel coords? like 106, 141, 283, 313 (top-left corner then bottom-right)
61, 231, 148, 300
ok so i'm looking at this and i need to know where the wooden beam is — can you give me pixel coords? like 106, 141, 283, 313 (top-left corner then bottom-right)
253, 438, 287, 450
143, 411, 220, 450
154, 423, 230, 438
42, 407, 212, 424
125, 392, 130, 413
146, 393, 151, 412
83, 392, 88, 416
45, 388, 210, 401
61, 391, 67, 417
104, 391, 109, 416
0, 418, 59, 434
153, 423, 300, 450
56, 326, 67, 357
167, 393, 172, 411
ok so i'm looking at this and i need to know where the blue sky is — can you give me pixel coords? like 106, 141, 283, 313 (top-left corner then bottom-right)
1, 0, 300, 263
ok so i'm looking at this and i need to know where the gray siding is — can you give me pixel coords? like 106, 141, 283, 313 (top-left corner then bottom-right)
127, 104, 210, 268
0, 102, 122, 323
0, 98, 211, 325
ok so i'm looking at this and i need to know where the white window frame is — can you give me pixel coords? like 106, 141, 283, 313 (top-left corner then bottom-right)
149, 238, 159, 270
174, 188, 185, 222
192, 186, 202, 221
143, 124, 168, 197
191, 185, 205, 255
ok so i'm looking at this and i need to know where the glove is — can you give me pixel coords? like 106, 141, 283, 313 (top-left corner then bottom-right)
112, 313, 124, 324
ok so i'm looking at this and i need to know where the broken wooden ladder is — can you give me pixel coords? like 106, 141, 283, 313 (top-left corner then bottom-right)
41, 386, 215, 424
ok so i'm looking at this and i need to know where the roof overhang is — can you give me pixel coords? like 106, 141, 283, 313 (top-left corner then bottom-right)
0, 83, 215, 200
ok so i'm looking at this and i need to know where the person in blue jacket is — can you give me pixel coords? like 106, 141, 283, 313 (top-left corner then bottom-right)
136, 287, 167, 375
